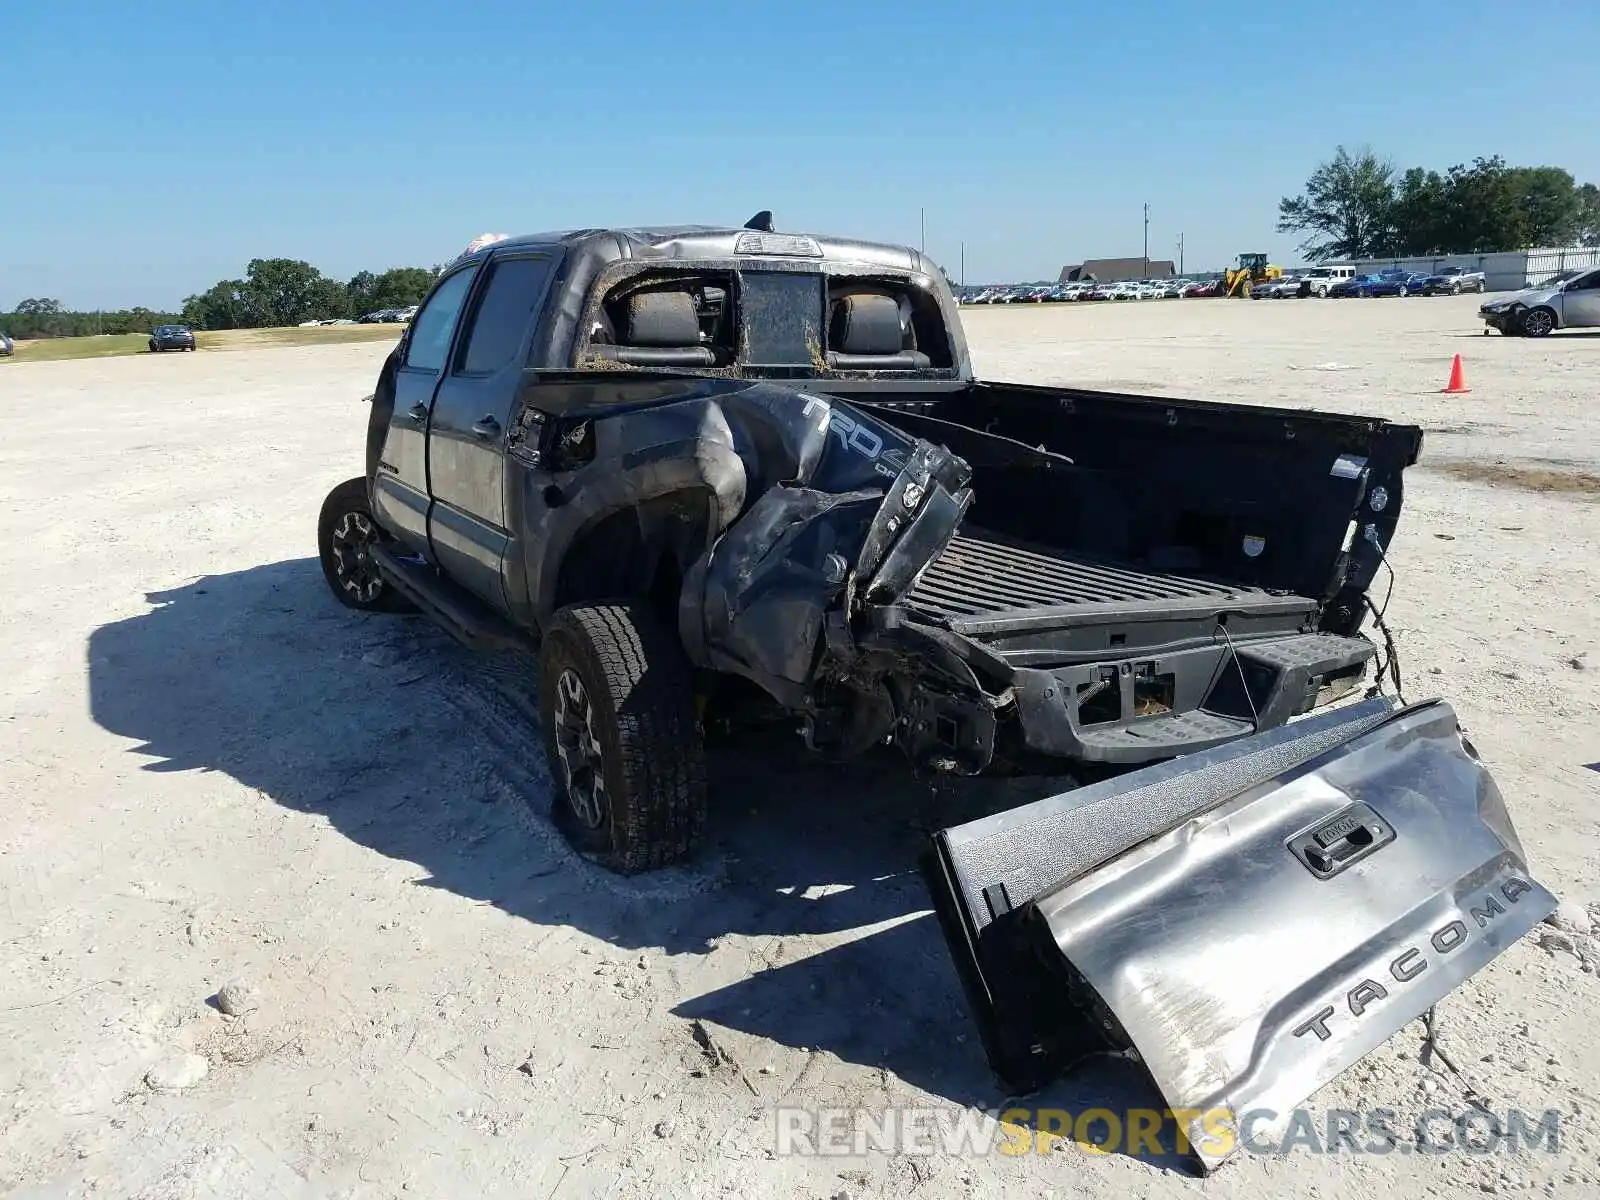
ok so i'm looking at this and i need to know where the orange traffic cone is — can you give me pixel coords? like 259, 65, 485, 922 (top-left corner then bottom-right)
1441, 354, 1470, 394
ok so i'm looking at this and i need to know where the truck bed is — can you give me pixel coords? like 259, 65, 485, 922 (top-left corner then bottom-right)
904, 530, 1317, 637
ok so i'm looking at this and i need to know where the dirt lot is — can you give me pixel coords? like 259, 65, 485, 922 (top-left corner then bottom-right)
2, 295, 1597, 1199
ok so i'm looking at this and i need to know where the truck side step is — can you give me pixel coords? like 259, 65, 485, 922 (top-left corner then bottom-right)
1074, 709, 1252, 758
370, 545, 533, 653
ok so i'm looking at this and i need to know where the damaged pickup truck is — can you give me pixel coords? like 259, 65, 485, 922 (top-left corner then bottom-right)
317, 216, 1553, 1170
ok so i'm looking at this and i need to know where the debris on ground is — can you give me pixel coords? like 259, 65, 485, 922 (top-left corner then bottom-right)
215, 977, 261, 1017
144, 1052, 209, 1092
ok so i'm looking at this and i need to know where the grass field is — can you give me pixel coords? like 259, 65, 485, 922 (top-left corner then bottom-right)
0, 323, 402, 365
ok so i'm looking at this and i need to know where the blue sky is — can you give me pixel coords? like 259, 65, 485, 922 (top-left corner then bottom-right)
5, 0, 1598, 309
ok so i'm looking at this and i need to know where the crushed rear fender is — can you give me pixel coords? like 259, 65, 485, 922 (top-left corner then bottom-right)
687, 390, 971, 706
924, 695, 1555, 1172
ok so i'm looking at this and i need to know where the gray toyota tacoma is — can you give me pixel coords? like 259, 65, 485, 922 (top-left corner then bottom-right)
316, 215, 1553, 1171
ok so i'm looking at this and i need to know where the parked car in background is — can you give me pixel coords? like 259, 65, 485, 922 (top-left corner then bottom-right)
1480, 265, 1600, 336
1367, 272, 1431, 298
1255, 276, 1304, 299
0, 331, 13, 357
148, 324, 196, 352
1298, 265, 1357, 297
1329, 273, 1388, 298
1422, 266, 1487, 295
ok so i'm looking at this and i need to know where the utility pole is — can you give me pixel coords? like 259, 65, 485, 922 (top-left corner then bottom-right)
920, 207, 926, 253
1143, 203, 1150, 277
960, 240, 965, 287
1177, 232, 1184, 276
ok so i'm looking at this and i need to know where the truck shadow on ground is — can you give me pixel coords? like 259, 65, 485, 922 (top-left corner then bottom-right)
87, 556, 1187, 1168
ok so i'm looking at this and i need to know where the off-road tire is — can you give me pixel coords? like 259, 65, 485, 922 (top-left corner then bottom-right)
316, 476, 415, 613
537, 602, 707, 874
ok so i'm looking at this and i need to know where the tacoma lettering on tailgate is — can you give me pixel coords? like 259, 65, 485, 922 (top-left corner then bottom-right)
1292, 877, 1536, 1042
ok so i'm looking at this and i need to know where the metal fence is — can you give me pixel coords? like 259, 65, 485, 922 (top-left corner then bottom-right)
1522, 246, 1600, 282
1340, 246, 1600, 292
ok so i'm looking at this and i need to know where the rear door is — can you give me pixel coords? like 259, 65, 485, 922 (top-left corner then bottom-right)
371, 264, 480, 554
426, 252, 557, 607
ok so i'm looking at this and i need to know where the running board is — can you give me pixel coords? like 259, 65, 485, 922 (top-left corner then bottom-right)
370, 545, 532, 653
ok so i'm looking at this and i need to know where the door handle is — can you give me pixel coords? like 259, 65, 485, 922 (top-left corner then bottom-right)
471, 415, 502, 440
405, 402, 429, 424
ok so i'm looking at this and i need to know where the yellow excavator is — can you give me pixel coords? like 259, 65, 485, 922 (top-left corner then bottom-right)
1223, 252, 1282, 297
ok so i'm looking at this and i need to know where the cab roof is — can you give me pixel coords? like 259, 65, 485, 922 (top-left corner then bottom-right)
459, 224, 943, 279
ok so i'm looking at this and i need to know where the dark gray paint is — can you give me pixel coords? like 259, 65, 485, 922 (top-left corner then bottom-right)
359, 222, 1429, 768
340, 222, 1550, 1160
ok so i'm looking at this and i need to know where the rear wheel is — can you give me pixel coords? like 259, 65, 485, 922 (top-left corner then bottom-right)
316, 477, 415, 612
537, 602, 707, 873
1314, 285, 1328, 298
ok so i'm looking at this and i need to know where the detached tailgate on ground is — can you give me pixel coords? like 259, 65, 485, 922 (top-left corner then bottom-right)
925, 695, 1555, 1172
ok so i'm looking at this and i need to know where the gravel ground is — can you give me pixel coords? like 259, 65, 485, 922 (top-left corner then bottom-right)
1, 294, 1596, 1199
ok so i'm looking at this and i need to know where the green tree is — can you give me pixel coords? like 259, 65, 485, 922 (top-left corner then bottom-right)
11, 298, 67, 337
1577, 184, 1600, 246
1389, 167, 1451, 255
6, 302, 181, 340
345, 270, 379, 314
237, 258, 341, 327
1277, 145, 1397, 261
181, 280, 252, 330
348, 266, 438, 315
1509, 166, 1584, 246
1440, 156, 1528, 252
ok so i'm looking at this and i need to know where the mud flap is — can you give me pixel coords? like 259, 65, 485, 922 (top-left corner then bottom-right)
925, 695, 1555, 1172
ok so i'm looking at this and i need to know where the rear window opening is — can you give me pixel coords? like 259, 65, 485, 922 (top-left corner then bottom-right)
587, 272, 736, 368
580, 267, 955, 375
825, 277, 954, 371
